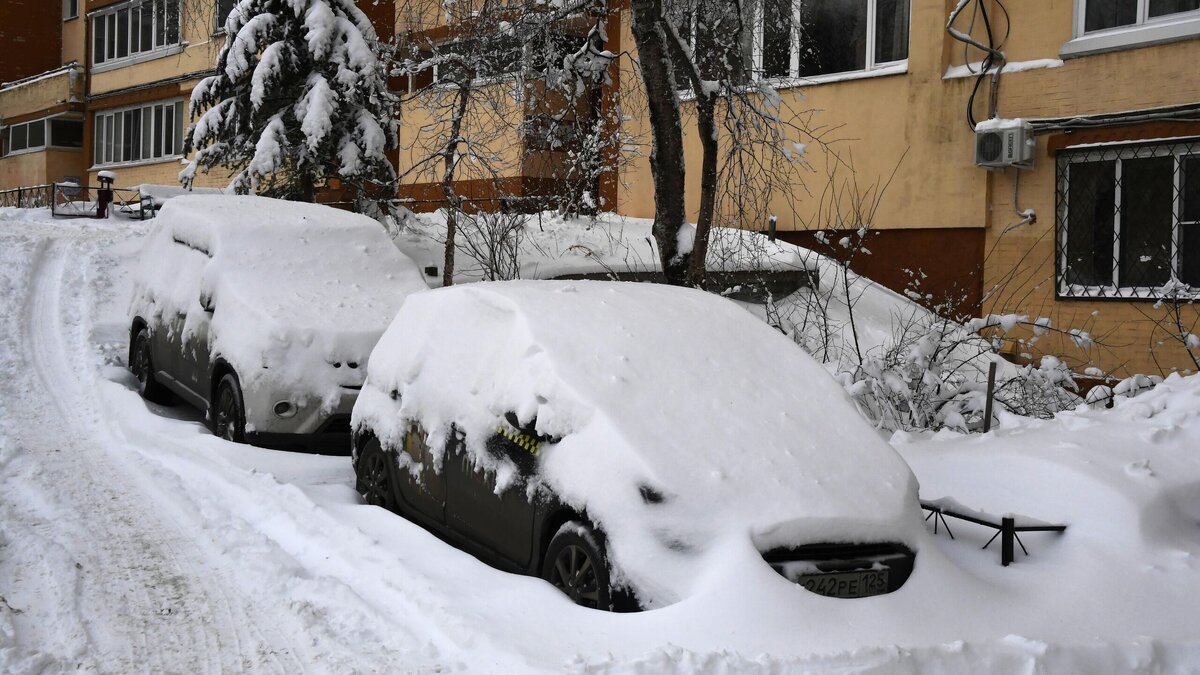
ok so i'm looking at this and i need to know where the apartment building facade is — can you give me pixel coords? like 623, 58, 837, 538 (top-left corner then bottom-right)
394, 0, 1200, 376
0, 0, 396, 193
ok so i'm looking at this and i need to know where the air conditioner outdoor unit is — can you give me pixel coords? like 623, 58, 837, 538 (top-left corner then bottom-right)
974, 118, 1034, 170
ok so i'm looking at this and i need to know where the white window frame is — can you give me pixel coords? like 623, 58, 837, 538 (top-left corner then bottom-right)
214, 0, 237, 34
91, 99, 186, 169
64, 0, 80, 20
750, 0, 910, 88
1063, 0, 1200, 58
1, 114, 85, 158
1057, 138, 1200, 299
90, 0, 183, 72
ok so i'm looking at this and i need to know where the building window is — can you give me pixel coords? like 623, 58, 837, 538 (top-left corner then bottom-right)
431, 37, 523, 85
1065, 0, 1200, 56
1082, 0, 1200, 33
92, 101, 186, 167
1, 118, 84, 157
754, 0, 909, 80
92, 0, 181, 67
216, 0, 237, 32
64, 0, 79, 20
1057, 138, 1200, 298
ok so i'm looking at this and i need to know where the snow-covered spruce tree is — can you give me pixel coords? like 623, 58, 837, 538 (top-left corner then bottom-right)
181, 0, 397, 202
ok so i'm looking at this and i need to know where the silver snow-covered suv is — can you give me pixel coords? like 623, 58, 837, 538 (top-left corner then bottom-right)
128, 195, 427, 453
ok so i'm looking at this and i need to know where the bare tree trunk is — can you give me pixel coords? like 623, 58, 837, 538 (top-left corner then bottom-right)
686, 84, 718, 290
630, 0, 689, 285
441, 84, 472, 287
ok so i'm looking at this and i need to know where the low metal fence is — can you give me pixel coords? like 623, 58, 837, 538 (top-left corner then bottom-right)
0, 184, 54, 209
0, 182, 150, 218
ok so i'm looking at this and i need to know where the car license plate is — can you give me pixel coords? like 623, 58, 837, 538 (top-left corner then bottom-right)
797, 569, 890, 599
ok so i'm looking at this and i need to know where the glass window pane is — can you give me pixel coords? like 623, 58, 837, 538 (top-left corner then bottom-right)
116, 9, 129, 59
1149, 0, 1200, 17
217, 0, 237, 31
1119, 156, 1173, 288
107, 14, 117, 60
1065, 160, 1117, 287
1085, 0, 1137, 32
1181, 157, 1200, 285
28, 121, 46, 148
875, 0, 909, 63
94, 16, 107, 63
166, 0, 180, 44
104, 114, 114, 164
797, 0, 867, 77
130, 6, 140, 53
123, 111, 135, 162
174, 101, 185, 154
762, 0, 792, 78
50, 119, 84, 148
154, 105, 164, 158
163, 105, 174, 156
113, 111, 123, 162
140, 2, 154, 51
94, 116, 105, 164
11, 124, 28, 152
130, 112, 141, 161
155, 0, 165, 47
142, 107, 153, 158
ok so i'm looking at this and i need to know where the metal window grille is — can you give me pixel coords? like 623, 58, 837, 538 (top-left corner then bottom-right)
1055, 136, 1200, 300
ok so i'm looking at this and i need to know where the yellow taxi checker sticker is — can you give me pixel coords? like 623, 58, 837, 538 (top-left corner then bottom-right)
497, 425, 541, 455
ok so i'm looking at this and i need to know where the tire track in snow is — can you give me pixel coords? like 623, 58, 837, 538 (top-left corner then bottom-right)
4, 233, 300, 673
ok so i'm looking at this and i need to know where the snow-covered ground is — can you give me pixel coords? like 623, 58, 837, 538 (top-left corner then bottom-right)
2, 208, 1199, 673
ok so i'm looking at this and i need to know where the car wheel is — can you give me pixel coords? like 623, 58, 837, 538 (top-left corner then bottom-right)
211, 373, 246, 443
541, 521, 612, 610
130, 328, 171, 404
355, 438, 396, 511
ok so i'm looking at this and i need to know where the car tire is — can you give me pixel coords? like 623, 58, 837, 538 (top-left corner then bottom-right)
541, 521, 613, 610
130, 328, 171, 404
211, 372, 246, 443
355, 437, 397, 511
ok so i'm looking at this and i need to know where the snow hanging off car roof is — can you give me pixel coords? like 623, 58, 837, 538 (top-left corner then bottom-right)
355, 281, 922, 607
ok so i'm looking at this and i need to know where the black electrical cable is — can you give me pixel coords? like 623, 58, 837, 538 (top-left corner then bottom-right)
966, 0, 996, 130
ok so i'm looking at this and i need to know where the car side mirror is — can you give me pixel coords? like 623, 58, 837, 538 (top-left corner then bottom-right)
199, 292, 214, 313
504, 412, 536, 437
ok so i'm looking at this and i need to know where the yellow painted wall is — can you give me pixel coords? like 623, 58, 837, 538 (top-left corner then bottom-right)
62, 16, 87, 67
0, 149, 87, 189
0, 69, 81, 120
967, 0, 1200, 377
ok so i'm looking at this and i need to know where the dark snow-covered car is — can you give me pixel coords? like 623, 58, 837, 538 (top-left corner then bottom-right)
128, 195, 427, 453
352, 281, 921, 609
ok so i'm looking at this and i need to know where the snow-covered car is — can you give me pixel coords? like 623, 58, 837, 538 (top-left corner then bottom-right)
351, 281, 923, 610
128, 195, 428, 453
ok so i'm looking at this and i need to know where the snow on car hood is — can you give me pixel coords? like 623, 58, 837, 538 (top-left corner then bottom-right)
354, 281, 922, 607
130, 195, 427, 404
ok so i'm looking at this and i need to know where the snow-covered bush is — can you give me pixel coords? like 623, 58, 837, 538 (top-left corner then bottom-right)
182, 0, 397, 201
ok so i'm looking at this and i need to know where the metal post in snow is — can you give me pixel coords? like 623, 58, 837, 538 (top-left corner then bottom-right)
1001, 516, 1015, 566
768, 215, 777, 242
984, 360, 998, 432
